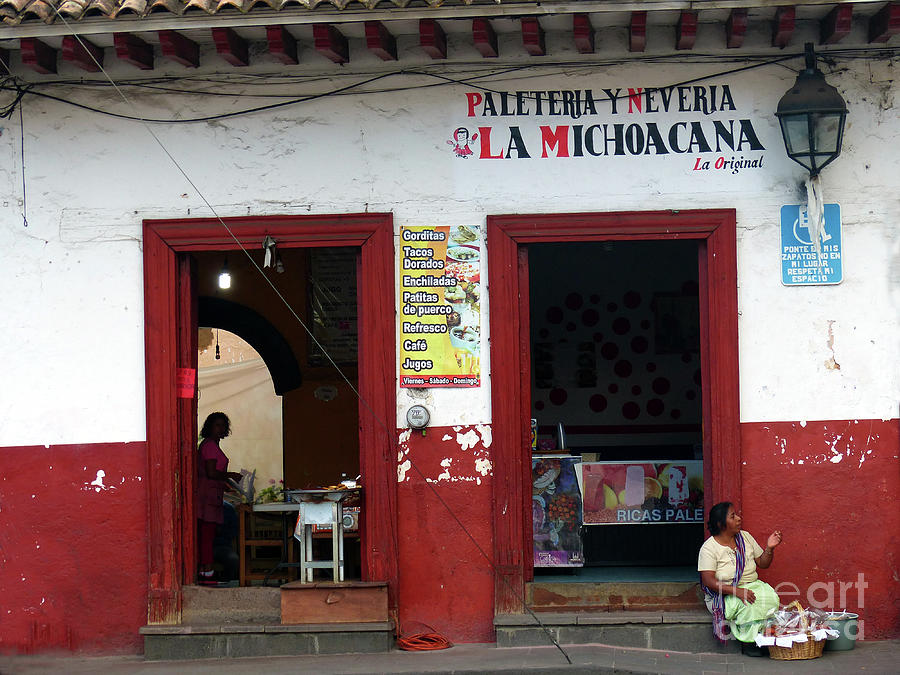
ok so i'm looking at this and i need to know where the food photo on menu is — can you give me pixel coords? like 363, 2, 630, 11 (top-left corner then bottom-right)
444, 226, 482, 369
399, 225, 483, 387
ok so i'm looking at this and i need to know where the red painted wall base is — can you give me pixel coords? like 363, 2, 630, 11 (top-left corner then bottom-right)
741, 417, 899, 640
0, 442, 148, 654
1, 416, 896, 653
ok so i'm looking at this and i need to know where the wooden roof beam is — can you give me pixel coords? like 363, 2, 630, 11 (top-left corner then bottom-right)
365, 21, 397, 61
419, 19, 447, 60
869, 2, 900, 43
521, 17, 545, 56
629, 11, 647, 53
473, 18, 498, 58
212, 27, 249, 67
159, 30, 199, 68
114, 32, 154, 70
726, 9, 748, 49
313, 23, 349, 64
62, 36, 104, 72
573, 14, 595, 54
676, 11, 697, 50
773, 6, 796, 49
267, 26, 298, 66
20, 38, 57, 74
821, 5, 853, 44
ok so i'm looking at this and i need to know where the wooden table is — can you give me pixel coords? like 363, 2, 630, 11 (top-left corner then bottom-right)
286, 489, 361, 583
247, 490, 360, 584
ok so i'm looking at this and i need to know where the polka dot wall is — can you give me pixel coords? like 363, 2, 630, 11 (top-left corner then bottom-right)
529, 240, 702, 431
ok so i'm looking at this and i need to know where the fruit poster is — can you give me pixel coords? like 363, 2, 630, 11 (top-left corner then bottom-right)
399, 225, 482, 387
532, 455, 584, 567
582, 461, 703, 525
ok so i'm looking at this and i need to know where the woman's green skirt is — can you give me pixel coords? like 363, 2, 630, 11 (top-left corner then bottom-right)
724, 580, 780, 642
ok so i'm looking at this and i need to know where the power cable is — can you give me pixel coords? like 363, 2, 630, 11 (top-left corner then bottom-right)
17, 98, 28, 228
0, 68, 30, 227
3, 45, 894, 124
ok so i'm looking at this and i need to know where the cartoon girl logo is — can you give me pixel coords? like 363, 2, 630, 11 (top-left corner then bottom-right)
447, 127, 477, 158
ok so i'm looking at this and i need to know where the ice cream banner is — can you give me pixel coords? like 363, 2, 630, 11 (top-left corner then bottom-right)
400, 225, 481, 387
582, 461, 704, 525
532, 455, 584, 567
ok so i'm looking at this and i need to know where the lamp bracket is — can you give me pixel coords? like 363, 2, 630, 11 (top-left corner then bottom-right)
804, 42, 816, 71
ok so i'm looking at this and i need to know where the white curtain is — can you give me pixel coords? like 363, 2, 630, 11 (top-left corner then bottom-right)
198, 358, 283, 488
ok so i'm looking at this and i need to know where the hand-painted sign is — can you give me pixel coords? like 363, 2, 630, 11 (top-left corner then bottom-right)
448, 84, 767, 176
781, 204, 842, 285
176, 367, 196, 398
399, 226, 481, 387
582, 461, 703, 525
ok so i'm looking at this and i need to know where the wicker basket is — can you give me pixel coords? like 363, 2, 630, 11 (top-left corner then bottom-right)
768, 601, 826, 661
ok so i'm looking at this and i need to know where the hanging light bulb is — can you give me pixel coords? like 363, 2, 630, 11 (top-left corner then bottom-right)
218, 258, 232, 290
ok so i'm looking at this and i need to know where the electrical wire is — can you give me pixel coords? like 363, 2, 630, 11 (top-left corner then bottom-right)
1, 45, 894, 125
17, 98, 28, 228
0, 67, 31, 227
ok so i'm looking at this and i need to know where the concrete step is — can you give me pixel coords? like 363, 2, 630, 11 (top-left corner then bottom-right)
182, 585, 281, 625
495, 610, 739, 654
527, 580, 706, 612
140, 621, 395, 660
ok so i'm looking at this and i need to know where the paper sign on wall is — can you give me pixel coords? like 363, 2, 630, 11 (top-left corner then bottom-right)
781, 204, 842, 285
176, 367, 196, 398
399, 226, 481, 387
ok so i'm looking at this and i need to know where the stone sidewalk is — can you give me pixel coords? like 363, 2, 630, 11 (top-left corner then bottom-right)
1, 640, 896, 674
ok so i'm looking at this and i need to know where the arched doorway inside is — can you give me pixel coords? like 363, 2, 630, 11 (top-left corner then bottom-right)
197, 328, 284, 490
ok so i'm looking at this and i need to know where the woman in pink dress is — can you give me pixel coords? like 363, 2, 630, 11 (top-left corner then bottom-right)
197, 412, 242, 585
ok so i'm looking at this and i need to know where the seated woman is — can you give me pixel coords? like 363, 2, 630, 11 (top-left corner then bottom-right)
698, 502, 782, 652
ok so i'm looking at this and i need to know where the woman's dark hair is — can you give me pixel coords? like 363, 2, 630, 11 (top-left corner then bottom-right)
708, 501, 732, 535
200, 412, 230, 440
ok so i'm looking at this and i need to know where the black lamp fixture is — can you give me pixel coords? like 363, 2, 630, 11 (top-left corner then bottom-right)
775, 43, 848, 178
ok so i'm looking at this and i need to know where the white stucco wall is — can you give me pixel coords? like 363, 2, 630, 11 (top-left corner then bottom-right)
0, 28, 897, 447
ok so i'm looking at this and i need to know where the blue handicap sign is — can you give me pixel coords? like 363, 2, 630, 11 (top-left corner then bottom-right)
780, 204, 842, 285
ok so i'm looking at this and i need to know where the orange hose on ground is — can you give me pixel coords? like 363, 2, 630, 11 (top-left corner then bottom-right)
396, 628, 453, 651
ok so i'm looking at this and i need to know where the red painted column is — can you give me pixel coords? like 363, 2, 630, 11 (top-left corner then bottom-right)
396, 426, 495, 642
740, 418, 900, 639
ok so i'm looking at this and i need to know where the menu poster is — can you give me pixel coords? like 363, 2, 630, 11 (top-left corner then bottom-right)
582, 461, 704, 525
399, 225, 481, 387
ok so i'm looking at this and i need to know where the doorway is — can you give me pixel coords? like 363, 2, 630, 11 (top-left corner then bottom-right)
486, 210, 740, 614
142, 214, 397, 624
528, 239, 703, 582
193, 245, 362, 585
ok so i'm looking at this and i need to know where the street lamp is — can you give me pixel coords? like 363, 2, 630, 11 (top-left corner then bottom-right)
775, 43, 848, 178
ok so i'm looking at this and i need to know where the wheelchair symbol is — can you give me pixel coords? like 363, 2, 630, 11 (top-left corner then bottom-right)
793, 210, 832, 246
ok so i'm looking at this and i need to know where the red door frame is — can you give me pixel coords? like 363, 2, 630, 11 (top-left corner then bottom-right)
486, 209, 740, 613
142, 213, 397, 624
